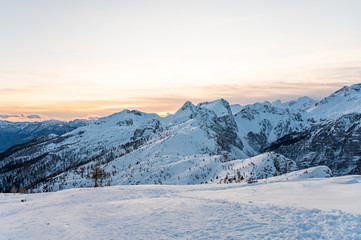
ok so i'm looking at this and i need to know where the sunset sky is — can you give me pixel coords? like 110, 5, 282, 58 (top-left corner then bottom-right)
1, 0, 361, 121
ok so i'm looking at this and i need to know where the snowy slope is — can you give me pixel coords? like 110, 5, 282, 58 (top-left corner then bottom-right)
308, 83, 361, 120
261, 166, 333, 182
37, 152, 301, 191
216, 152, 299, 184
1, 175, 361, 240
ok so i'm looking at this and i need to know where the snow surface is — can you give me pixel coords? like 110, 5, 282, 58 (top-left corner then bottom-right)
197, 98, 231, 117
1, 176, 361, 240
308, 83, 361, 120
261, 165, 333, 182
36, 152, 300, 191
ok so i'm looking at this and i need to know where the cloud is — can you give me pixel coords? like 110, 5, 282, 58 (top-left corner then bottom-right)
0, 114, 18, 119
86, 115, 99, 120
27, 114, 41, 119
0, 113, 48, 121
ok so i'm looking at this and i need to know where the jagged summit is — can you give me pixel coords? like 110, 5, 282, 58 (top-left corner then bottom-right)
197, 98, 232, 117
272, 96, 316, 111
164, 101, 196, 126
179, 100, 195, 111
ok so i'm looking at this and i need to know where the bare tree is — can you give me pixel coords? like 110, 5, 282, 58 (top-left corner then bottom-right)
18, 185, 27, 194
106, 180, 111, 186
87, 166, 109, 187
11, 185, 17, 194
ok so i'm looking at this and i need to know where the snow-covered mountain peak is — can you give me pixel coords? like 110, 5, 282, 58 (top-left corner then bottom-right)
91, 109, 160, 128
197, 98, 232, 117
163, 101, 197, 126
273, 96, 316, 111
332, 83, 361, 97
308, 83, 361, 120
235, 101, 286, 118
179, 101, 195, 111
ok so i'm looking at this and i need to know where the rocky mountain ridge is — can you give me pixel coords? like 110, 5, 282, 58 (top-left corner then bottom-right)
1, 83, 361, 192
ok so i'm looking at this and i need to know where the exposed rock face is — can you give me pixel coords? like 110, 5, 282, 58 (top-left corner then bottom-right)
233, 101, 309, 155
266, 113, 361, 175
196, 99, 244, 154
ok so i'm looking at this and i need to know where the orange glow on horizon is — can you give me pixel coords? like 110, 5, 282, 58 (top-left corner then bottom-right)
1, 80, 359, 122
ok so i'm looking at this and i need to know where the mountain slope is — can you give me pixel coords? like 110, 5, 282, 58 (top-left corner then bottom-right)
233, 101, 310, 155
266, 113, 361, 175
36, 152, 300, 191
307, 83, 361, 120
0, 110, 162, 192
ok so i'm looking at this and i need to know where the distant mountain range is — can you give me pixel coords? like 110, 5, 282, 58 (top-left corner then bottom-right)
1, 83, 361, 192
0, 119, 88, 152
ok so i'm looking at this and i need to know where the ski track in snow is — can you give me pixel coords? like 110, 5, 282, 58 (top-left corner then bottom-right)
1, 176, 361, 240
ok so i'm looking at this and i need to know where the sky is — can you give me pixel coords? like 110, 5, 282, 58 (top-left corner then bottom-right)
1, 0, 361, 121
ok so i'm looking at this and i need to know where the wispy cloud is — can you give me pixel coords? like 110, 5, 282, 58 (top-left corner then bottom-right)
0, 114, 19, 119
0, 113, 47, 121
86, 115, 100, 120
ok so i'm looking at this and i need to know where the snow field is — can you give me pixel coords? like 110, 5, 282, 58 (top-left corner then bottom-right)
1, 175, 361, 240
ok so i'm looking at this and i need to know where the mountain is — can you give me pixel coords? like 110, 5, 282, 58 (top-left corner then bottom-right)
232, 100, 310, 156
1, 83, 361, 192
0, 119, 88, 152
307, 83, 361, 120
272, 96, 317, 111
35, 151, 303, 191
265, 113, 361, 175
0, 110, 162, 192
0, 101, 252, 192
